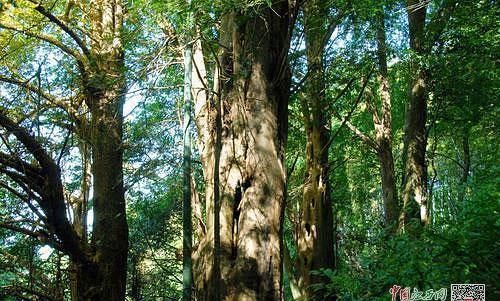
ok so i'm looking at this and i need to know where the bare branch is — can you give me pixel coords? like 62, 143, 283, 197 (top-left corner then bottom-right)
0, 151, 42, 178
0, 111, 55, 169
344, 118, 379, 151
0, 166, 43, 195
0, 181, 46, 222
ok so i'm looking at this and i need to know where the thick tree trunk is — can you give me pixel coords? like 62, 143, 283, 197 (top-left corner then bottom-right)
294, 0, 336, 299
374, 10, 399, 230
88, 81, 128, 301
193, 2, 292, 300
401, 0, 429, 228
70, 262, 101, 301
81, 0, 129, 299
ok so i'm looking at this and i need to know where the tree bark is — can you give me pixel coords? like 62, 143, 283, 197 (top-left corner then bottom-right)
182, 18, 194, 301
0, 111, 98, 300
70, 139, 91, 301
401, 0, 429, 228
192, 2, 293, 300
293, 0, 336, 299
373, 9, 399, 230
329, 7, 399, 232
83, 0, 129, 299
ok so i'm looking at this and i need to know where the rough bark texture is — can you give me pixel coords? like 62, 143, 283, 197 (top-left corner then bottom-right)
293, 0, 336, 299
373, 10, 399, 229
82, 0, 129, 299
193, 2, 292, 300
401, 0, 429, 228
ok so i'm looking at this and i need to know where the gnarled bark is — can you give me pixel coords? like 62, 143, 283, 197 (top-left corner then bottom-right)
192, 2, 293, 300
293, 0, 336, 299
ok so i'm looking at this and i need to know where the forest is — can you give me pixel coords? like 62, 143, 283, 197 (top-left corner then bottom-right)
0, 0, 498, 300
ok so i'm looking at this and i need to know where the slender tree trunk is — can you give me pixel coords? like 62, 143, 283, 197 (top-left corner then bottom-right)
401, 0, 429, 228
70, 139, 91, 301
334, 8, 399, 232
457, 129, 470, 205
191, 32, 217, 301
182, 21, 194, 301
374, 10, 399, 230
130, 255, 142, 301
193, 2, 292, 300
293, 1, 336, 299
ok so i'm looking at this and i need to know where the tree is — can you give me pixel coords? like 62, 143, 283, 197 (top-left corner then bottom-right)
1, 0, 498, 300
0, 0, 128, 299
182, 1, 194, 299
287, 0, 338, 299
400, 0, 459, 228
400, 0, 430, 228
372, 7, 399, 229
336, 4, 399, 231
192, 1, 296, 300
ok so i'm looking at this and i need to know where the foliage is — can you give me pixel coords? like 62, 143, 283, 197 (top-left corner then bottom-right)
0, 0, 498, 300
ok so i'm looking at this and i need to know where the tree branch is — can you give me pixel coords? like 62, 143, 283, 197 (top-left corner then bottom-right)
0, 23, 86, 65
322, 65, 376, 154
343, 118, 379, 151
0, 110, 91, 264
0, 111, 55, 169
0, 75, 80, 119
0, 151, 42, 179
0, 181, 46, 222
0, 221, 43, 239
28, 0, 91, 58
0, 166, 43, 196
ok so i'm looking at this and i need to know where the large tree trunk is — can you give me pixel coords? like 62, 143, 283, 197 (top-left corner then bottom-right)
293, 0, 336, 299
193, 2, 292, 300
81, 0, 129, 299
373, 10, 399, 230
401, 0, 429, 228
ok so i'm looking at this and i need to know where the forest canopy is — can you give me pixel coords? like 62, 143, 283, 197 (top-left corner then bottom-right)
0, 0, 498, 300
